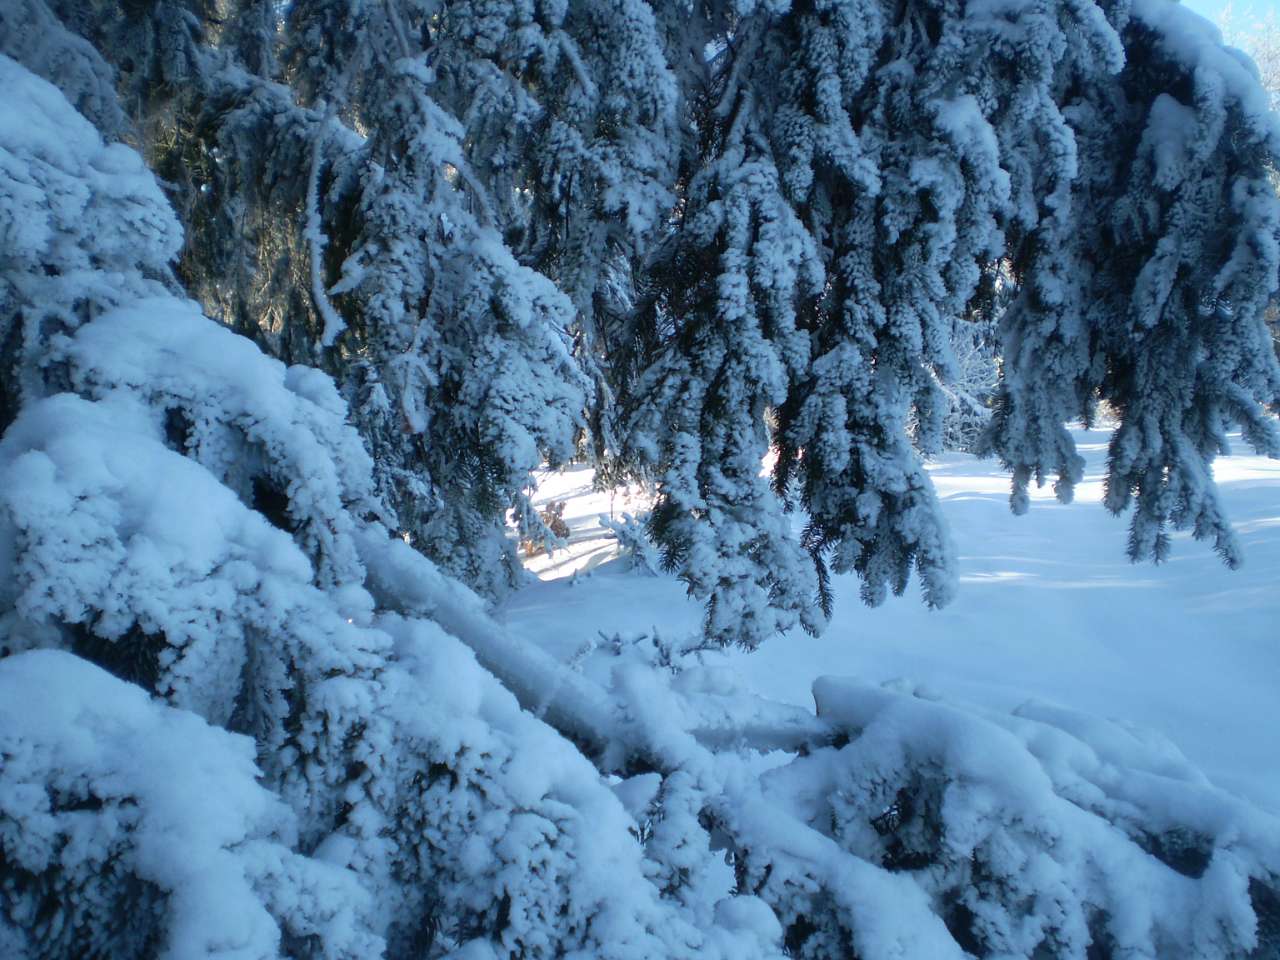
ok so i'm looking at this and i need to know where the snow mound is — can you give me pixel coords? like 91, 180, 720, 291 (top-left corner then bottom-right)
752, 677, 1280, 958
0, 649, 381, 960
60, 297, 379, 589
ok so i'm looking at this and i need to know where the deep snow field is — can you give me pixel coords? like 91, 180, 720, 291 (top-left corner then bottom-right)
501, 430, 1280, 813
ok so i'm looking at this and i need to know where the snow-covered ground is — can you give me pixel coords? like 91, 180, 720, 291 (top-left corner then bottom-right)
502, 430, 1280, 813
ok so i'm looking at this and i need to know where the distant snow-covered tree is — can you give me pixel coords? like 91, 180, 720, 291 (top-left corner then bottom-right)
1221, 5, 1280, 113
939, 308, 1001, 452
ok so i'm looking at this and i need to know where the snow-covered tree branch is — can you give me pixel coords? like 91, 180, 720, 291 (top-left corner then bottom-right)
3, 1, 1280, 957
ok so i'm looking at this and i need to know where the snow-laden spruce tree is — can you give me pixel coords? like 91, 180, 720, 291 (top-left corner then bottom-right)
6, 3, 1280, 960
615, 0, 1280, 642
1220, 5, 1280, 359
0, 54, 779, 960
756, 0, 1009, 614
624, 126, 827, 648
1, 52, 862, 960
984, 0, 1280, 566
618, 0, 1026, 626
416, 0, 681, 463
7, 0, 591, 601
0, 53, 384, 955
284, 0, 590, 597
16, 0, 1280, 644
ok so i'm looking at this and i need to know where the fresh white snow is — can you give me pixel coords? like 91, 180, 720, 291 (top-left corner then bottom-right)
503, 429, 1280, 813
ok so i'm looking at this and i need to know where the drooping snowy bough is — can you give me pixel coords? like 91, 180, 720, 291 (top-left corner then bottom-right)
0, 59, 741, 959
3, 0, 1280, 957
9, 0, 1277, 638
